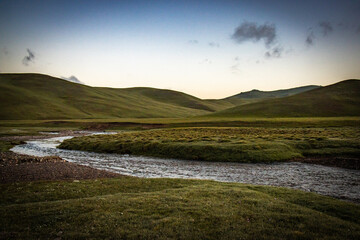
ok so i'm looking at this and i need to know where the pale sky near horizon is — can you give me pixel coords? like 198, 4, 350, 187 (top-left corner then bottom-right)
1, 0, 360, 99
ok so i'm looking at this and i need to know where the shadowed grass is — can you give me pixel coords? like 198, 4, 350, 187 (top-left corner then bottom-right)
1, 177, 359, 239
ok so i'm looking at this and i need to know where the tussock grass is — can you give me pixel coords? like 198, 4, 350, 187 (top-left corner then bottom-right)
60, 127, 360, 162
0, 140, 23, 152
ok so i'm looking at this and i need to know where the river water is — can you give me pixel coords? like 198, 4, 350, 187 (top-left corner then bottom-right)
11, 135, 360, 202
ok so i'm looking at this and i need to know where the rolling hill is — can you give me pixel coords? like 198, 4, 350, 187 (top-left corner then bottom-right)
0, 73, 234, 120
211, 79, 360, 117
225, 85, 321, 105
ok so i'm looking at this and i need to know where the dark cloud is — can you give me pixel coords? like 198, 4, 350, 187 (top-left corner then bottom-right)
357, 25, 360, 34
231, 22, 277, 47
188, 40, 198, 44
61, 75, 83, 84
22, 48, 35, 66
319, 21, 333, 36
305, 30, 315, 47
265, 46, 283, 59
208, 42, 220, 48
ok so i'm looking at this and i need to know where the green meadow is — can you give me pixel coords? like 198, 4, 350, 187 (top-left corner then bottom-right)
60, 126, 360, 163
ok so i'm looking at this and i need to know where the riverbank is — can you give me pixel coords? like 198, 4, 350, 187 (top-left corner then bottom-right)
0, 152, 121, 184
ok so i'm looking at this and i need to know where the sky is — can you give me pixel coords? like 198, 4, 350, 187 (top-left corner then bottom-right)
0, 0, 360, 99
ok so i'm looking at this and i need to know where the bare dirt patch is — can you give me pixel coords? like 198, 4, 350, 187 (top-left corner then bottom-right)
0, 152, 121, 183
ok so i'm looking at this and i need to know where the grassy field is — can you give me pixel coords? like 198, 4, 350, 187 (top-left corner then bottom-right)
59, 126, 360, 163
1, 116, 359, 135
212, 79, 360, 117
1, 177, 359, 239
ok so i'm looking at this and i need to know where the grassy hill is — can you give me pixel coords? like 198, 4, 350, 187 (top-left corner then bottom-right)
212, 79, 360, 117
0, 74, 234, 120
225, 85, 321, 105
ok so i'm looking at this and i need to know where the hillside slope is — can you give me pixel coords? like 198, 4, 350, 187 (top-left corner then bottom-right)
225, 85, 321, 105
0, 74, 233, 120
212, 79, 360, 117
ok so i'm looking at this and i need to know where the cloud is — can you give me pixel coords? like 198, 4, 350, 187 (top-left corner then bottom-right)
230, 57, 241, 74
305, 30, 315, 47
230, 64, 239, 72
357, 25, 360, 34
199, 59, 212, 64
208, 42, 220, 48
2, 47, 9, 56
188, 40, 198, 44
231, 22, 277, 47
319, 21, 333, 36
265, 46, 283, 58
22, 48, 35, 66
61, 75, 83, 84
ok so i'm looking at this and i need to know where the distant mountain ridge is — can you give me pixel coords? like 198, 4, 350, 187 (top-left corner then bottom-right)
212, 79, 360, 117
227, 85, 321, 99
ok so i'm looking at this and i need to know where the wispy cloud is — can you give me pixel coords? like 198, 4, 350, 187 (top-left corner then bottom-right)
2, 47, 9, 56
208, 42, 220, 48
231, 22, 277, 47
61, 75, 83, 84
319, 21, 334, 36
188, 40, 198, 44
265, 46, 283, 59
305, 29, 315, 47
22, 48, 35, 66
199, 59, 212, 64
230, 64, 240, 73
230, 57, 240, 74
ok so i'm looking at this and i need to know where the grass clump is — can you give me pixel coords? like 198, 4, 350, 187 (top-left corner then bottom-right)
59, 127, 360, 163
1, 177, 359, 239
0, 140, 23, 152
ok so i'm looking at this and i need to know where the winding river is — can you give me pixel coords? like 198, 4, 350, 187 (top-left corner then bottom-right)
11, 134, 360, 202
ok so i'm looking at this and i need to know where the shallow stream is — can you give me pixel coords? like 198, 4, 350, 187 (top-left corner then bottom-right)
11, 135, 360, 202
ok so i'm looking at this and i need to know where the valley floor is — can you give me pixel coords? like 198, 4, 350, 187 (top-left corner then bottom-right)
0, 118, 359, 239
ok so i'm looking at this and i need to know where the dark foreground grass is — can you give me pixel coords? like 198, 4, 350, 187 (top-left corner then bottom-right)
1, 177, 359, 239
60, 127, 360, 163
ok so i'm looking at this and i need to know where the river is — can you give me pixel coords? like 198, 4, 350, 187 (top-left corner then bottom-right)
11, 135, 360, 202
